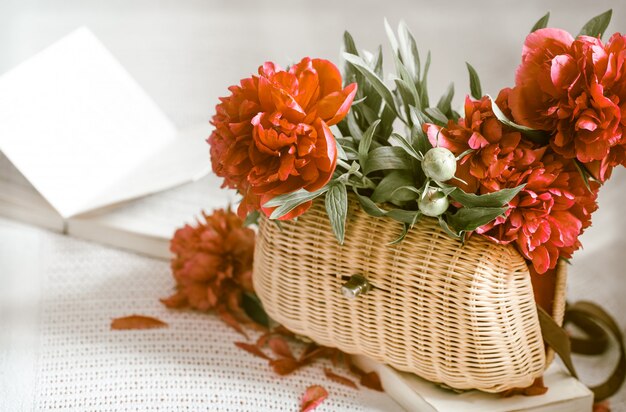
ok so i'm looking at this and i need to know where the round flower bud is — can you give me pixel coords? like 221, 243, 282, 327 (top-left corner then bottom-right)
418, 187, 450, 217
422, 147, 457, 181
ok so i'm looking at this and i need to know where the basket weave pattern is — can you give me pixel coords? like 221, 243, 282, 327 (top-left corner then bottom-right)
253, 198, 547, 392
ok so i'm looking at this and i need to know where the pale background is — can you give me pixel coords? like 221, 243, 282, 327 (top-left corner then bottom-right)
0, 0, 625, 410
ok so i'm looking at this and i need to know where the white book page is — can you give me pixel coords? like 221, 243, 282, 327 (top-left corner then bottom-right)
69, 172, 235, 242
0, 28, 205, 218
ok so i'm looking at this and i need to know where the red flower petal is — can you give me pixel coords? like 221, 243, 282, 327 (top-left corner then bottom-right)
269, 358, 302, 375
234, 342, 271, 360
323, 368, 358, 389
268, 336, 295, 360
110, 315, 167, 330
300, 385, 328, 412
360, 371, 384, 392
316, 83, 358, 126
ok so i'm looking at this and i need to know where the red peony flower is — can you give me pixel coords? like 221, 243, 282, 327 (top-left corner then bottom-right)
424, 93, 599, 274
161, 209, 256, 330
209, 58, 357, 219
424, 91, 542, 194
477, 155, 599, 274
509, 28, 626, 181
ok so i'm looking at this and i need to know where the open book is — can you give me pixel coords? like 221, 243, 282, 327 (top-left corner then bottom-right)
0, 28, 233, 258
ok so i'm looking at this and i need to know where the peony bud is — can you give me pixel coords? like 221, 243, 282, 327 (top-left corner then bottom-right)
422, 147, 457, 182
418, 187, 450, 217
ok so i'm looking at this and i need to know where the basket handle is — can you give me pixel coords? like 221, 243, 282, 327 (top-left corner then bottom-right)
537, 302, 626, 401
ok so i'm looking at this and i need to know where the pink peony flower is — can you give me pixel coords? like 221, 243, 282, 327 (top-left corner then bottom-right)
509, 28, 626, 181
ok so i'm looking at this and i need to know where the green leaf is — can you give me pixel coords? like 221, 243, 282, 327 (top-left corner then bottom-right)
398, 20, 421, 83
325, 182, 348, 244
389, 132, 421, 160
242, 292, 270, 328
410, 121, 433, 154
448, 184, 525, 208
447, 206, 507, 233
388, 223, 410, 245
394, 77, 417, 107
371, 171, 416, 203
264, 187, 329, 219
343, 31, 359, 56
363, 146, 413, 175
573, 160, 593, 193
242, 210, 260, 227
346, 111, 363, 141
384, 18, 400, 56
578, 9, 612, 39
488, 95, 549, 143
358, 119, 381, 165
466, 62, 482, 100
420, 51, 431, 108
343, 53, 399, 117
336, 138, 348, 161
386, 209, 420, 225
437, 82, 455, 116
425, 107, 449, 125
438, 216, 461, 239
531, 12, 550, 33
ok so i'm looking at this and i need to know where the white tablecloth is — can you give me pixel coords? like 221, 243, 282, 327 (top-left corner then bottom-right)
1, 1, 625, 410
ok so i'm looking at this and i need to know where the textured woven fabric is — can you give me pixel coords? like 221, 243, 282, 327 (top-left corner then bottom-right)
0, 219, 402, 411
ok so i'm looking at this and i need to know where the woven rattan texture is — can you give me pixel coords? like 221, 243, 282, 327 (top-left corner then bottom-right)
254, 198, 547, 393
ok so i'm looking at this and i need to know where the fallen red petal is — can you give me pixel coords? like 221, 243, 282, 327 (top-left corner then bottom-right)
593, 400, 611, 412
501, 377, 548, 397
268, 336, 295, 359
160, 291, 188, 308
324, 368, 358, 389
234, 342, 270, 360
270, 357, 302, 375
110, 315, 167, 330
218, 308, 249, 339
300, 385, 328, 412
360, 371, 384, 392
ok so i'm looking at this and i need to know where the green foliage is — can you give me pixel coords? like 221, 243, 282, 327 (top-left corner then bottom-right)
578, 9, 612, 39
531, 12, 550, 33
264, 21, 536, 245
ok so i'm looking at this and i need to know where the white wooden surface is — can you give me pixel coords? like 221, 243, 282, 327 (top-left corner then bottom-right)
0, 1, 625, 410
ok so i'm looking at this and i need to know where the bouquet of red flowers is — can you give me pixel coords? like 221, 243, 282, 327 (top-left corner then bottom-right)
165, 9, 626, 403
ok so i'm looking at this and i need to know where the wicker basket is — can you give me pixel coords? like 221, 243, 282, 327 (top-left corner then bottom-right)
253, 197, 567, 393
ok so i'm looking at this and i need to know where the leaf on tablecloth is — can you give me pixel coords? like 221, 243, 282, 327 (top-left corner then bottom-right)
234, 342, 270, 360
324, 368, 358, 389
270, 357, 302, 375
110, 315, 167, 330
300, 385, 328, 412
269, 336, 295, 359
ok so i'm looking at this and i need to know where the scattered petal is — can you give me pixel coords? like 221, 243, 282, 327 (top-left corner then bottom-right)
501, 377, 548, 397
300, 385, 328, 412
360, 372, 384, 392
110, 315, 167, 330
235, 342, 270, 360
160, 291, 187, 308
219, 308, 248, 339
593, 400, 611, 412
270, 357, 302, 375
269, 336, 295, 359
324, 368, 358, 389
